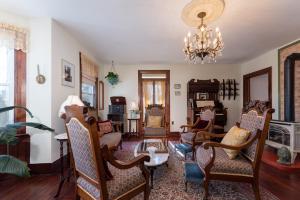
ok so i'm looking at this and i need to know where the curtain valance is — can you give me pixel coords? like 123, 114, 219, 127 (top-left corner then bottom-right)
0, 23, 28, 52
80, 53, 99, 83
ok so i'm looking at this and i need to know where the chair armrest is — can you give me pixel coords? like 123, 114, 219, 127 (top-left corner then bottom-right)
101, 145, 150, 169
196, 131, 226, 138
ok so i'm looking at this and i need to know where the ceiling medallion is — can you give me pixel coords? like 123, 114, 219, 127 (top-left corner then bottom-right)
182, 0, 225, 64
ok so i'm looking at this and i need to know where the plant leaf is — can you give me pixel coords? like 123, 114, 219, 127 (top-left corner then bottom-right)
0, 127, 18, 145
6, 122, 55, 132
0, 155, 30, 177
0, 106, 34, 118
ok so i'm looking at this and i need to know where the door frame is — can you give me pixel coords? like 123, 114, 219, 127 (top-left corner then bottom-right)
243, 66, 272, 106
138, 70, 170, 134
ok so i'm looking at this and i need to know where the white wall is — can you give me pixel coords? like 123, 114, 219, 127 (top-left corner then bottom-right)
1, 11, 101, 164
50, 20, 101, 162
99, 64, 241, 132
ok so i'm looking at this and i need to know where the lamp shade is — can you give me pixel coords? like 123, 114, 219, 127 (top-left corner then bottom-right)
58, 95, 84, 118
129, 101, 138, 111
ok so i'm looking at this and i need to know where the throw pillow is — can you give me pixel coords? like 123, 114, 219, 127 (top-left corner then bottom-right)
98, 120, 113, 135
221, 126, 251, 159
147, 116, 162, 128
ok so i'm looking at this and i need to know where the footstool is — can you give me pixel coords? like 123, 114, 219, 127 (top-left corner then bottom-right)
175, 143, 192, 160
184, 162, 204, 192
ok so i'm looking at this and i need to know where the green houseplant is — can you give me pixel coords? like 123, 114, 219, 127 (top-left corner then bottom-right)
105, 71, 119, 85
0, 106, 54, 177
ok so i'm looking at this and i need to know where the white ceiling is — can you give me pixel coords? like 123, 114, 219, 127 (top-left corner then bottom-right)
1, 0, 300, 65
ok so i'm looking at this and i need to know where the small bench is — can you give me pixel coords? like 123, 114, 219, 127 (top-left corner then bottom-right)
184, 162, 204, 192
175, 143, 192, 160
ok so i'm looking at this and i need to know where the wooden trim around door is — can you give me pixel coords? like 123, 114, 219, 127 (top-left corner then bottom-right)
243, 67, 272, 106
138, 70, 170, 134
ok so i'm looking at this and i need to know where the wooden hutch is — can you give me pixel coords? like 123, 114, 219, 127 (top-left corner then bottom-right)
187, 79, 227, 132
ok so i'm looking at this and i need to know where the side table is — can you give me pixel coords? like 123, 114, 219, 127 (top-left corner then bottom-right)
128, 118, 140, 137
54, 133, 71, 198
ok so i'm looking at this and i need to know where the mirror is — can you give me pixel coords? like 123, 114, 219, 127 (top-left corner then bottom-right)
98, 81, 104, 110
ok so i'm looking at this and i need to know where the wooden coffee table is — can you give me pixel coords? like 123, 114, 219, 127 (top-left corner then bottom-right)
134, 139, 169, 189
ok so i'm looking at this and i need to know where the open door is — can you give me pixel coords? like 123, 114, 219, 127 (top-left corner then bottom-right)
138, 70, 170, 134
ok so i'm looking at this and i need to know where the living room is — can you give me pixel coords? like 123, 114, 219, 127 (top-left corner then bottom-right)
0, 1, 299, 200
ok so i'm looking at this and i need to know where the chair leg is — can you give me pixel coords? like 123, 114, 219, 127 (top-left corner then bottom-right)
76, 194, 80, 200
144, 185, 150, 200
252, 180, 261, 200
203, 179, 209, 200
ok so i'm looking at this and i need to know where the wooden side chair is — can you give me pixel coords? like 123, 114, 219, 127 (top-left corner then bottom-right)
195, 103, 274, 200
143, 104, 168, 144
180, 107, 215, 160
64, 105, 151, 200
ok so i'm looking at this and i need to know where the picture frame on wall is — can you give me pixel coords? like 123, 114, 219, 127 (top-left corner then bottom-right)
62, 59, 75, 88
98, 80, 104, 110
199, 93, 208, 100
175, 91, 181, 96
174, 83, 181, 89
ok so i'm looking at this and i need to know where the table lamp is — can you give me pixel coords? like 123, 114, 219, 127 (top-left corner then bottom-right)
129, 101, 139, 119
58, 95, 84, 119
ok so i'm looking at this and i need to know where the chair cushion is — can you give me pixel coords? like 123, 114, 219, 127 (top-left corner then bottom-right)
181, 132, 195, 144
98, 120, 113, 134
147, 115, 162, 128
184, 162, 204, 183
221, 126, 251, 159
100, 132, 122, 149
77, 164, 145, 199
144, 127, 165, 136
196, 146, 253, 176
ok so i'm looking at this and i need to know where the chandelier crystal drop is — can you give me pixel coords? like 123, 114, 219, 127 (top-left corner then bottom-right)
183, 12, 224, 64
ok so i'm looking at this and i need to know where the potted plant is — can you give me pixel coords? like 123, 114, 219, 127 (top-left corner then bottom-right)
0, 106, 54, 177
105, 71, 119, 85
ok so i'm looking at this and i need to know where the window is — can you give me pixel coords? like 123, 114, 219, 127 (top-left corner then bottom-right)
81, 83, 96, 108
0, 46, 14, 126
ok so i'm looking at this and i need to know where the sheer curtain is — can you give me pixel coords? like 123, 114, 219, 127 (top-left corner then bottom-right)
154, 80, 165, 106
0, 23, 26, 126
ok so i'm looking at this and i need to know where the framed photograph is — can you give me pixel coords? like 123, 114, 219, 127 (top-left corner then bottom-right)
62, 59, 75, 88
174, 83, 181, 89
175, 91, 181, 96
199, 93, 208, 100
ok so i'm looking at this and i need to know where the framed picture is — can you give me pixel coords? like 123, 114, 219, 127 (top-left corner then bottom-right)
62, 59, 75, 88
199, 93, 208, 100
174, 83, 181, 89
175, 91, 181, 96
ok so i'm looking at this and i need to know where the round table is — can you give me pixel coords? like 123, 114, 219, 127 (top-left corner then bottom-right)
134, 139, 169, 188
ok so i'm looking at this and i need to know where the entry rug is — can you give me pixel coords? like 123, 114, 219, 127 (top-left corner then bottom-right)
114, 141, 279, 200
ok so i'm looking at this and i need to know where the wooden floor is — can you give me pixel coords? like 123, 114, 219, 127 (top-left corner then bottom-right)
1, 141, 300, 200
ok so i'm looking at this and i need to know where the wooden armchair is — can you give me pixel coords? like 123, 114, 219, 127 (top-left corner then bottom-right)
195, 103, 274, 200
180, 107, 215, 160
65, 105, 150, 200
143, 104, 168, 144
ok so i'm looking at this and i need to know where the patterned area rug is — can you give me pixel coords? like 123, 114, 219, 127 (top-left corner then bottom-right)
114, 141, 279, 200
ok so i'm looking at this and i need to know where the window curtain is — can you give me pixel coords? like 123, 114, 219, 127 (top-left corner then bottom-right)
0, 23, 27, 52
143, 80, 154, 108
80, 53, 99, 84
154, 80, 165, 106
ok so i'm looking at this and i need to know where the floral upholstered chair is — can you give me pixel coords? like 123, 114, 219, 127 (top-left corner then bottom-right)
65, 105, 150, 200
195, 103, 274, 200
98, 120, 122, 150
180, 107, 215, 160
143, 104, 168, 144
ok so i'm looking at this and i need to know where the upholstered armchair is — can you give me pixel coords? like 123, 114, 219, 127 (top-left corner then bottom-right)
143, 104, 168, 144
180, 107, 215, 160
195, 104, 274, 200
98, 120, 122, 150
65, 105, 151, 200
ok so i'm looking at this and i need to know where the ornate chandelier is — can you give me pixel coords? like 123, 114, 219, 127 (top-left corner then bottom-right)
183, 11, 224, 64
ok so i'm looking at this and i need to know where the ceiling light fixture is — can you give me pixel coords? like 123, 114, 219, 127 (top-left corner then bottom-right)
183, 11, 224, 64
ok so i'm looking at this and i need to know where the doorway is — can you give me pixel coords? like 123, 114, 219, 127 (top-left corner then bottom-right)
138, 70, 170, 134
243, 67, 272, 106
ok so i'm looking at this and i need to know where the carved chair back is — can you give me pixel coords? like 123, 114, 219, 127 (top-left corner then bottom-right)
64, 105, 109, 199
239, 102, 274, 174
145, 104, 165, 127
